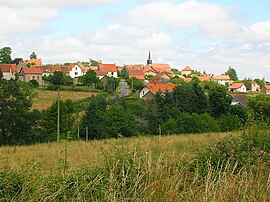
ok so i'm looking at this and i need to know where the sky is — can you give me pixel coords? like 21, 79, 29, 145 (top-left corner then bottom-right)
0, 0, 269, 80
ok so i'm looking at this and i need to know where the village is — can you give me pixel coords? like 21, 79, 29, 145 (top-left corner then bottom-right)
1, 50, 270, 101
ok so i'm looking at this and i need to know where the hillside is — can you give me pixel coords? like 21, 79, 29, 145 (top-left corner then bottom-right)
1, 131, 270, 201
32, 90, 97, 110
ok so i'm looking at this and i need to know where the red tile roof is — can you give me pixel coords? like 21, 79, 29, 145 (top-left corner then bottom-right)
0, 64, 17, 74
40, 65, 71, 73
99, 64, 117, 73
182, 66, 192, 71
95, 71, 107, 76
228, 82, 245, 89
143, 83, 178, 94
23, 59, 42, 66
152, 63, 171, 69
23, 67, 43, 74
212, 75, 230, 80
129, 69, 145, 80
264, 85, 270, 90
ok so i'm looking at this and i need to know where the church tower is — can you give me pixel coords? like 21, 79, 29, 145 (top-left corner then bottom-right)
146, 51, 152, 66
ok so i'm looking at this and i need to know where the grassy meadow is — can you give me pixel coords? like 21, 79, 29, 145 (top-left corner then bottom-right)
2, 131, 270, 201
31, 90, 97, 110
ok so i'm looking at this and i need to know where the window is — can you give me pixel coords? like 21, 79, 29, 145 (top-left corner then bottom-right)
32, 76, 35, 79
75, 72, 78, 75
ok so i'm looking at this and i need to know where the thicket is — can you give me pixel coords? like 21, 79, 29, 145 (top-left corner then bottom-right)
2, 78, 270, 145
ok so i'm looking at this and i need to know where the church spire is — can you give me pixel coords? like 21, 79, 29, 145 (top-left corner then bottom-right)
147, 51, 152, 65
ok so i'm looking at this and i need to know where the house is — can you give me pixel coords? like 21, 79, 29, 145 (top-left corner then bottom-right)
251, 80, 261, 92
261, 85, 270, 94
21, 67, 43, 85
228, 82, 247, 93
197, 74, 212, 82
231, 94, 249, 108
129, 69, 145, 80
0, 64, 17, 80
181, 66, 192, 76
40, 65, 71, 77
23, 59, 42, 66
69, 62, 90, 78
98, 63, 118, 78
211, 75, 231, 85
139, 83, 178, 100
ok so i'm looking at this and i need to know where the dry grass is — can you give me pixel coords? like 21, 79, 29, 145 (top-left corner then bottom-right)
31, 90, 97, 110
0, 132, 235, 174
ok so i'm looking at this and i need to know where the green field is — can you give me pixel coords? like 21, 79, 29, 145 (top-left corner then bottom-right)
1, 131, 270, 201
32, 90, 97, 110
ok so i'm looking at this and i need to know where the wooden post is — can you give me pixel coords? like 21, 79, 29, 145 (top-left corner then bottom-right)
57, 88, 60, 143
86, 126, 88, 141
77, 124, 80, 140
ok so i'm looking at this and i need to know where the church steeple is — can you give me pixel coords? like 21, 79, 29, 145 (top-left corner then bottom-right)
147, 51, 152, 66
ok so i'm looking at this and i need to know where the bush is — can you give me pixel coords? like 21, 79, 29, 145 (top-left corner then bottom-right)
193, 123, 270, 177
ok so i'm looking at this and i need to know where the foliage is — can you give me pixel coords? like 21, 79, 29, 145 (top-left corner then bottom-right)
209, 85, 232, 118
218, 113, 243, 132
30, 52, 37, 59
144, 75, 154, 81
43, 72, 73, 86
127, 77, 143, 91
120, 66, 129, 79
26, 62, 36, 68
194, 124, 270, 177
248, 94, 270, 124
254, 78, 265, 86
0, 47, 12, 64
80, 95, 107, 140
0, 79, 35, 145
78, 69, 98, 86
41, 99, 76, 141
29, 79, 39, 88
90, 59, 99, 66
226, 66, 238, 81
170, 76, 185, 84
242, 78, 252, 90
103, 77, 120, 93
0, 68, 3, 79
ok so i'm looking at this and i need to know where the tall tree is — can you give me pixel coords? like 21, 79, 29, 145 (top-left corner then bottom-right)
41, 99, 76, 141
80, 95, 107, 140
50, 71, 65, 86
121, 66, 129, 79
0, 47, 12, 64
226, 66, 238, 81
30, 52, 37, 59
0, 79, 34, 145
209, 85, 232, 118
78, 69, 98, 86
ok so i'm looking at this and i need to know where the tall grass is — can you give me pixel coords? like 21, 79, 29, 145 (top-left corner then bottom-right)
1, 131, 270, 201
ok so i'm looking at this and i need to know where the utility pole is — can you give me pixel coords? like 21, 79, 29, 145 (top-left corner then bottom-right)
132, 77, 134, 91
86, 126, 88, 141
57, 88, 60, 143
77, 124, 80, 140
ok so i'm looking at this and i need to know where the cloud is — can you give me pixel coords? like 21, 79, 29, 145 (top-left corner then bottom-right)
123, 1, 241, 36
0, 6, 58, 36
0, 0, 125, 8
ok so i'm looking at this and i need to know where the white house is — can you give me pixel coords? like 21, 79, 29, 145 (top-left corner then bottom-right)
228, 82, 247, 93
211, 75, 231, 85
69, 63, 90, 79
251, 80, 261, 92
0, 64, 17, 80
98, 63, 118, 78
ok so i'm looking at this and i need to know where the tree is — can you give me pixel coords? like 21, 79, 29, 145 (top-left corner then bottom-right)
121, 66, 129, 79
78, 69, 98, 86
30, 52, 37, 59
0, 68, 3, 79
0, 47, 12, 64
209, 85, 232, 118
80, 95, 107, 140
41, 99, 76, 141
90, 60, 99, 66
50, 71, 65, 86
0, 79, 34, 145
127, 77, 143, 91
226, 66, 238, 81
